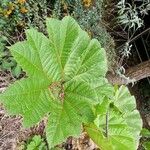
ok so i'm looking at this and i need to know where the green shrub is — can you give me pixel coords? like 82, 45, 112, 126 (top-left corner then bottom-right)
0, 16, 142, 149
140, 128, 150, 150
0, 0, 48, 77
26, 135, 46, 150
0, 0, 28, 76
0, 36, 22, 77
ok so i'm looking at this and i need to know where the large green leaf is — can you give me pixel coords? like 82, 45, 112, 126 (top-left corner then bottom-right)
0, 16, 107, 147
112, 86, 142, 141
86, 86, 142, 150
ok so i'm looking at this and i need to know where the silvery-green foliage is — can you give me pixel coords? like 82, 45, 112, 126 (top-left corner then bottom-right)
120, 42, 132, 58
117, 0, 150, 30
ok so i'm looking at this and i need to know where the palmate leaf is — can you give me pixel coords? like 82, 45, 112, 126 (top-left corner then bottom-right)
86, 86, 142, 150
0, 16, 107, 147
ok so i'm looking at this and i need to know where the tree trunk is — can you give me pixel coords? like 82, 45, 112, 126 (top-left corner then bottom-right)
106, 60, 150, 85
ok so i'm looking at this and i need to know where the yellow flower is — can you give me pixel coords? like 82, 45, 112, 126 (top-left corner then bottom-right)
8, 2, 15, 10
17, 21, 25, 27
17, 0, 26, 4
20, 7, 28, 13
87, 31, 92, 38
4, 9, 12, 17
83, 0, 92, 7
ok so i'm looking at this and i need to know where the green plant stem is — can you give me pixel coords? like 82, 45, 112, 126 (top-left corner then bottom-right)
106, 110, 109, 138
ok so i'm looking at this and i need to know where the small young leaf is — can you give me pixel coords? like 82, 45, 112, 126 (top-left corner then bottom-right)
27, 135, 45, 150
12, 65, 22, 78
141, 128, 150, 137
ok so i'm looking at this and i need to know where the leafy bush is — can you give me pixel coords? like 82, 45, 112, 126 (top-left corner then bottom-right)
0, 36, 22, 77
26, 135, 46, 150
0, 16, 142, 149
0, 0, 48, 33
0, 0, 28, 33
0, 0, 48, 77
0, 0, 28, 76
143, 142, 150, 150
141, 128, 150, 150
116, 0, 150, 58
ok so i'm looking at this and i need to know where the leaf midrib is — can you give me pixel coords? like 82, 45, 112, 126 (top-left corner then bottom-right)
2, 87, 49, 97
